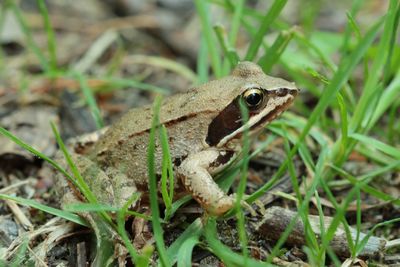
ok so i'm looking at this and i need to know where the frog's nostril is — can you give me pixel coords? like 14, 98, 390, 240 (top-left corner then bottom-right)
289, 88, 299, 96
276, 88, 289, 96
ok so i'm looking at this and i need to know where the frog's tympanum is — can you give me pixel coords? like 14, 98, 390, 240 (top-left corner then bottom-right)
57, 62, 298, 216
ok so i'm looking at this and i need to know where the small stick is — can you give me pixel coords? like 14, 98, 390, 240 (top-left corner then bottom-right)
77, 242, 87, 267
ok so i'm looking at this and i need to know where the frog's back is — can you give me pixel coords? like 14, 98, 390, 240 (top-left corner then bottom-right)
93, 75, 241, 155
90, 81, 230, 185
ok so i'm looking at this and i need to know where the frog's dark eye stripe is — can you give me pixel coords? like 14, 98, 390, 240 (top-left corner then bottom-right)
206, 96, 242, 146
206, 88, 268, 146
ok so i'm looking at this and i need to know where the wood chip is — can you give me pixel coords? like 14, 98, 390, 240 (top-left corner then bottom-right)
77, 242, 87, 267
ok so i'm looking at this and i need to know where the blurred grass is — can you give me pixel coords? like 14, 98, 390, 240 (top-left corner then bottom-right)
244, 0, 287, 61
147, 96, 170, 267
5, 0, 49, 71
0, 193, 88, 226
36, 0, 57, 72
0, 0, 399, 266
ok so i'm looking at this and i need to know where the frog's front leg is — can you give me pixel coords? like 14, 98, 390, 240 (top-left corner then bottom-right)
177, 149, 237, 216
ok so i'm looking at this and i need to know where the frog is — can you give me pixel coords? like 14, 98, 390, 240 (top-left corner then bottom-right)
56, 61, 298, 217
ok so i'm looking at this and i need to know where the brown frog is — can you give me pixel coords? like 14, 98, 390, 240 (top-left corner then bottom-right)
57, 61, 298, 216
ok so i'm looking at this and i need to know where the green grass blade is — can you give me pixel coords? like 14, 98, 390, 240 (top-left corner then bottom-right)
9, 237, 29, 267
301, 18, 383, 143
214, 24, 239, 68
8, 0, 49, 71
65, 203, 151, 221
318, 178, 372, 261
75, 72, 104, 129
382, 2, 400, 83
104, 76, 169, 94
244, 0, 287, 61
116, 195, 151, 265
350, 0, 399, 131
165, 218, 203, 266
36, 0, 57, 72
335, 92, 349, 163
227, 0, 244, 45
349, 133, 400, 159
117, 211, 151, 266
197, 36, 209, 83
220, 0, 245, 74
0, 6, 6, 70
159, 125, 174, 220
357, 145, 397, 166
328, 163, 400, 205
354, 188, 362, 256
177, 236, 200, 267
50, 123, 114, 226
292, 31, 359, 103
0, 127, 70, 179
340, 0, 364, 52
234, 101, 250, 261
194, 0, 222, 77
346, 12, 362, 41
369, 68, 400, 128
125, 55, 197, 83
357, 217, 400, 256
258, 28, 294, 73
169, 195, 192, 217
148, 96, 171, 267
50, 123, 94, 203
0, 194, 88, 226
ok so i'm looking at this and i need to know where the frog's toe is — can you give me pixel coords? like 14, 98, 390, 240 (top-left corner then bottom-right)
240, 199, 256, 216
206, 195, 235, 216
229, 193, 256, 216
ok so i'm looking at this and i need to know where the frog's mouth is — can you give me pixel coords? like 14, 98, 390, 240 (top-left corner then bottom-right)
249, 93, 297, 131
206, 88, 297, 147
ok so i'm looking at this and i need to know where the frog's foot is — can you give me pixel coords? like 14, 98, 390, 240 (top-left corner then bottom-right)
207, 193, 256, 216
206, 194, 235, 216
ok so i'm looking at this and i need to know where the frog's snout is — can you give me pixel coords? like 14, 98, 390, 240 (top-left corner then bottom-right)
275, 87, 299, 97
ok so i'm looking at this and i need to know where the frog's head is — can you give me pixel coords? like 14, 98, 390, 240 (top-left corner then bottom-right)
205, 61, 299, 147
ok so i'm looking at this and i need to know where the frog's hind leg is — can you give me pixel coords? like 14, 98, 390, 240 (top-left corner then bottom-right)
54, 154, 122, 264
57, 153, 139, 215
56, 155, 143, 264
104, 167, 140, 209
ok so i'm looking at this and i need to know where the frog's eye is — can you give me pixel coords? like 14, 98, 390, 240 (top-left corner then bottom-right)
243, 88, 264, 109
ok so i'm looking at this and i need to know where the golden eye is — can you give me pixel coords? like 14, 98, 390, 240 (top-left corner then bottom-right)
243, 88, 264, 108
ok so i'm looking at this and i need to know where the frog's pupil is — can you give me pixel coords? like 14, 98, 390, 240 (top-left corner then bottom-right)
246, 92, 262, 107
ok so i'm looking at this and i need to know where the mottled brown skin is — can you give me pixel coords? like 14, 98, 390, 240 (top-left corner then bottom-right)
57, 62, 298, 215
